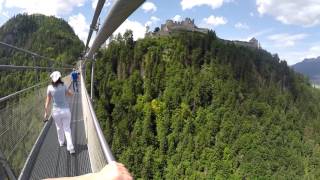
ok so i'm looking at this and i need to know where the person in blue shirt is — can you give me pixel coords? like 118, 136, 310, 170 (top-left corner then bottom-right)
71, 68, 79, 92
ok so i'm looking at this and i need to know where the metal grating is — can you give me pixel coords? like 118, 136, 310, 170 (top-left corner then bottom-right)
25, 90, 91, 180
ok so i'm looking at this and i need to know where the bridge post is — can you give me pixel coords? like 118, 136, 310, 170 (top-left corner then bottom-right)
32, 56, 39, 83
90, 55, 96, 100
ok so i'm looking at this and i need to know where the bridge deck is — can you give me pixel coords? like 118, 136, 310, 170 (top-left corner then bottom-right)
26, 90, 91, 179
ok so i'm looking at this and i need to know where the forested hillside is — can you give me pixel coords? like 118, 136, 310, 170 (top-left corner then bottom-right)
91, 30, 320, 179
0, 14, 83, 97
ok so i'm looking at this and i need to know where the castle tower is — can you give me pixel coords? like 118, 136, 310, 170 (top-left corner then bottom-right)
249, 38, 259, 48
166, 20, 174, 26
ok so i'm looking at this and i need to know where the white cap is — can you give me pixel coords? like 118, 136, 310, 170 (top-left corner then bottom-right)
50, 71, 61, 82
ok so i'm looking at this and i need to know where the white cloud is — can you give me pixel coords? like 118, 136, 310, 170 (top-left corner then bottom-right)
91, 0, 111, 10
181, 0, 224, 10
309, 46, 320, 54
145, 16, 160, 27
250, 12, 254, 17
248, 29, 273, 40
145, 21, 152, 27
235, 22, 249, 30
92, 0, 98, 9
277, 45, 320, 65
223, 29, 273, 43
151, 16, 160, 22
142, 2, 157, 13
0, 0, 8, 18
0, 0, 4, 11
306, 46, 320, 59
68, 13, 89, 43
2, 11, 9, 18
268, 33, 308, 47
172, 15, 182, 22
5, 0, 86, 16
114, 19, 146, 40
256, 0, 320, 27
278, 51, 306, 65
203, 15, 227, 27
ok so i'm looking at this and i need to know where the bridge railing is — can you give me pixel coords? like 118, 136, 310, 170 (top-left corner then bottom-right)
0, 82, 47, 178
80, 62, 114, 172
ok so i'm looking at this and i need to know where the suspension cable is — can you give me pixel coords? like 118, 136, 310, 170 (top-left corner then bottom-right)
85, 0, 106, 51
86, 0, 145, 59
0, 65, 72, 71
0, 82, 47, 103
0, 41, 72, 67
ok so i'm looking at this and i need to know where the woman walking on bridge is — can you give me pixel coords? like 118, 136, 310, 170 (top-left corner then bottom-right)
44, 71, 75, 154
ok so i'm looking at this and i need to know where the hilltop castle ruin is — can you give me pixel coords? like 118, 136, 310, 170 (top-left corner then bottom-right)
146, 18, 260, 49
146, 18, 208, 36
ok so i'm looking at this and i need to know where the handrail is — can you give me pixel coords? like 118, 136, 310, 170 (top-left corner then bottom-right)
85, 78, 114, 163
18, 116, 53, 180
0, 82, 47, 103
80, 63, 114, 163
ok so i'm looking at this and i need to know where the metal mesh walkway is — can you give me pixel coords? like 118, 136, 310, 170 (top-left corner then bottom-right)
25, 90, 91, 180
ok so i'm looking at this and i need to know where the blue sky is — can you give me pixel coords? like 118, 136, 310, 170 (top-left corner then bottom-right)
0, 0, 319, 65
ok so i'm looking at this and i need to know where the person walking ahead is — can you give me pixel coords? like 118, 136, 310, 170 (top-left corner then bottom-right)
71, 68, 79, 92
44, 71, 75, 154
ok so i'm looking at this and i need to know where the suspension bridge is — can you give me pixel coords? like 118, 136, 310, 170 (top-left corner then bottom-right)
0, 0, 145, 179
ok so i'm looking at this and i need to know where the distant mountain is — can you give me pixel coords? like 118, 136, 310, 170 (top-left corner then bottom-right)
292, 56, 320, 84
